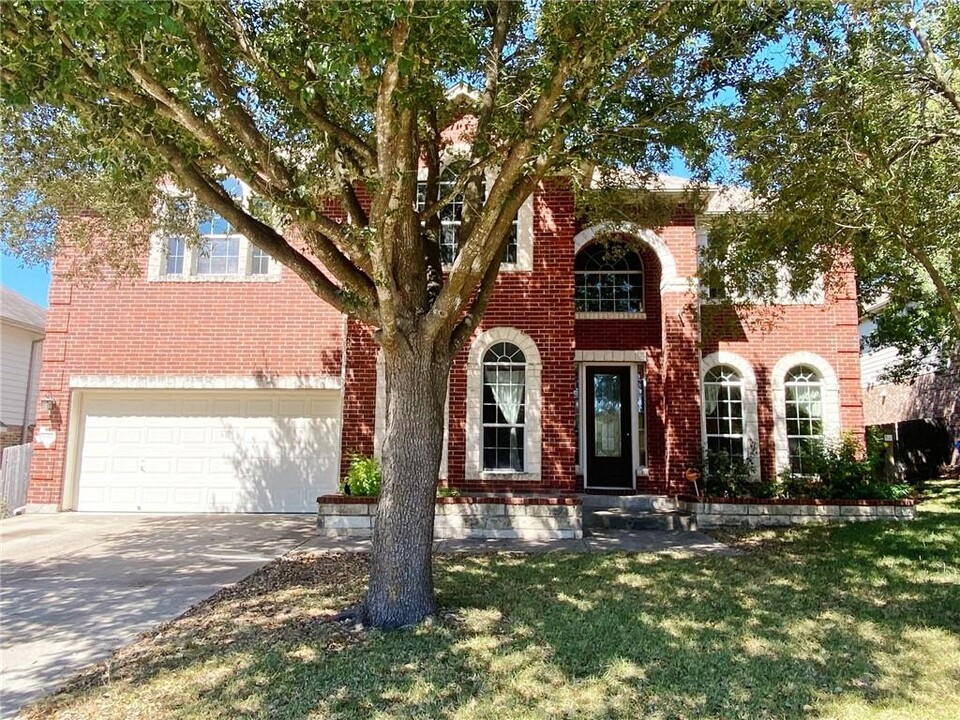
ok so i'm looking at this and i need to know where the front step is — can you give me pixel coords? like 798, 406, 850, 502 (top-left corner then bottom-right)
585, 508, 698, 532
580, 494, 678, 513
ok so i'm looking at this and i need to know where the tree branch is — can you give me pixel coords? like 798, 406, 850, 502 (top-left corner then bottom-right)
146, 134, 378, 323
180, 10, 295, 192
473, 1, 512, 145
907, 13, 960, 119
216, 0, 375, 168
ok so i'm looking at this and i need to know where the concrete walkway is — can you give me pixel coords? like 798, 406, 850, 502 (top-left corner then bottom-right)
301, 528, 737, 556
0, 513, 315, 719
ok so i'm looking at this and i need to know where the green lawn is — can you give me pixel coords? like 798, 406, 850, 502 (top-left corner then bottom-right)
27, 481, 960, 720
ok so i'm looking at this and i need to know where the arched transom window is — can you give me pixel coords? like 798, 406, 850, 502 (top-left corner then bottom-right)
703, 365, 745, 458
574, 241, 644, 313
784, 364, 824, 472
482, 342, 526, 471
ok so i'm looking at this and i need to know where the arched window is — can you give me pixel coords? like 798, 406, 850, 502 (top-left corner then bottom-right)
784, 364, 824, 473
703, 365, 745, 458
574, 241, 644, 313
482, 342, 526, 471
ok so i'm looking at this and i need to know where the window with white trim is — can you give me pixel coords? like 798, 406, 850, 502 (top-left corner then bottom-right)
784, 364, 824, 473
703, 365, 745, 458
482, 342, 526, 471
575, 241, 644, 313
151, 177, 280, 282
416, 168, 518, 266
165, 236, 185, 275
465, 328, 542, 480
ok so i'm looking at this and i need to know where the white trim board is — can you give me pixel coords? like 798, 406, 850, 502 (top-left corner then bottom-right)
69, 375, 342, 391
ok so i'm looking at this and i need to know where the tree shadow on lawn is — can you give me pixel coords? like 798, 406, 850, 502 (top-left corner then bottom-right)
29, 485, 960, 720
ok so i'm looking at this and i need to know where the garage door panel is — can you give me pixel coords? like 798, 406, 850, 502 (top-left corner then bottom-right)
76, 390, 341, 513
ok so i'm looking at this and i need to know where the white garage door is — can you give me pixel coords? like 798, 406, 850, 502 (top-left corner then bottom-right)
75, 390, 341, 513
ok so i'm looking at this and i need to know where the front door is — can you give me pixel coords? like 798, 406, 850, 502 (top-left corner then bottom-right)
585, 366, 634, 489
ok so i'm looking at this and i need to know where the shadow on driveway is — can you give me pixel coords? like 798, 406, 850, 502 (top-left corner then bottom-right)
0, 513, 314, 718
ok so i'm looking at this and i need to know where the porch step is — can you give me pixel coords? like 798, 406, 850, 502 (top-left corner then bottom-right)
585, 508, 698, 532
580, 494, 678, 513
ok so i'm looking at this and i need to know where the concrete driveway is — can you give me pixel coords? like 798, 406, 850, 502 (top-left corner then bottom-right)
0, 512, 315, 718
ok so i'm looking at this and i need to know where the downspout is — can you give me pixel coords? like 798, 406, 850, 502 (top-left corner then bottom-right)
20, 338, 43, 444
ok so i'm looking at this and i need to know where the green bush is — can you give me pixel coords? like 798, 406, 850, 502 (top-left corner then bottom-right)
339, 457, 464, 499
694, 434, 912, 501
697, 444, 776, 498
340, 453, 381, 497
779, 434, 912, 500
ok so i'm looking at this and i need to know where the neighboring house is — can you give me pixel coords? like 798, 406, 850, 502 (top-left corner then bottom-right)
860, 306, 959, 479
1, 287, 46, 454
24, 174, 864, 513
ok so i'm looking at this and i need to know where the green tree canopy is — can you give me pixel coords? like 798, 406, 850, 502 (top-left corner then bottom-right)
704, 1, 960, 378
0, 0, 789, 628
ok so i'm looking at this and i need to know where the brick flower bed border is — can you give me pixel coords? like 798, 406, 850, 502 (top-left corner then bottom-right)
316, 494, 583, 539
676, 494, 917, 528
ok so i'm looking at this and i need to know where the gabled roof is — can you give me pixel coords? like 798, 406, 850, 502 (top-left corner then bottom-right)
1, 287, 46, 334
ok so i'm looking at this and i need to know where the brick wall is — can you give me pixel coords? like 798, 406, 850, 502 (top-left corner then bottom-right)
31, 184, 865, 507
0, 425, 32, 455
338, 190, 864, 496
700, 263, 864, 482
26, 244, 345, 508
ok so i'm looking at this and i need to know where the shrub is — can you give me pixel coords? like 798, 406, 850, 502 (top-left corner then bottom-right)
779, 434, 913, 500
340, 453, 381, 497
697, 444, 775, 498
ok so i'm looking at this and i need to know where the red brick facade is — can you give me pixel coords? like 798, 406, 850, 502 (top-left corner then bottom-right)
26, 180, 864, 508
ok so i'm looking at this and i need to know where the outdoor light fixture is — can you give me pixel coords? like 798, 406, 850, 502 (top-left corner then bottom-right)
40, 394, 57, 413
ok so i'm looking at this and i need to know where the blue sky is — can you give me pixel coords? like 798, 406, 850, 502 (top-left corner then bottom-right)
1, 249, 50, 307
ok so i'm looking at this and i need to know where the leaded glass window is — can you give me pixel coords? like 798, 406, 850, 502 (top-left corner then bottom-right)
574, 241, 644, 313
482, 342, 526, 471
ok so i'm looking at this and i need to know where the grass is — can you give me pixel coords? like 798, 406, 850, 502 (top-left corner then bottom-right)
25, 481, 960, 720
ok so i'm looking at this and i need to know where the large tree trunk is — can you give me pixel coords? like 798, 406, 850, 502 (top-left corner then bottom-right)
363, 332, 451, 629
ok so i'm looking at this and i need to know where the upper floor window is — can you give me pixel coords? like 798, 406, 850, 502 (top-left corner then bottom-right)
482, 342, 526, 472
784, 364, 824, 473
575, 241, 644, 313
703, 365, 745, 458
165, 237, 185, 275
416, 168, 518, 266
151, 177, 281, 283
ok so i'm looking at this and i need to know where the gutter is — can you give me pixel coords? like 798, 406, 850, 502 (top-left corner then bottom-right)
20, 337, 43, 443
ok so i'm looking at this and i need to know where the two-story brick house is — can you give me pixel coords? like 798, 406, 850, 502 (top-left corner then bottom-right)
24, 174, 864, 513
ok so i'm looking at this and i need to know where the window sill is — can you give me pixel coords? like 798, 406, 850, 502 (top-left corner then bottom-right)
699, 296, 824, 307
150, 273, 282, 283
575, 311, 647, 320
442, 263, 532, 274
476, 471, 541, 482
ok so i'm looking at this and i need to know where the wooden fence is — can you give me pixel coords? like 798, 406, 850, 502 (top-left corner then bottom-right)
1, 443, 32, 517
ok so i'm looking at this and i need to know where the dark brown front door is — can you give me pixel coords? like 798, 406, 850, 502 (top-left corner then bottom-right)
585, 366, 633, 489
